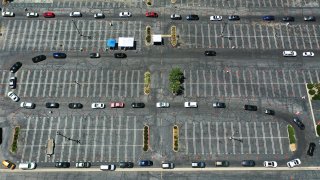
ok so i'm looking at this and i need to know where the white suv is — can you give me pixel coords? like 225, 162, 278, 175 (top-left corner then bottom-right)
283, 51, 297, 57
70, 12, 82, 17
184, 102, 198, 108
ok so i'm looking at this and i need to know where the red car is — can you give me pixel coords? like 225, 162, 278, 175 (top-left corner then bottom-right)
110, 102, 124, 108
43, 12, 55, 18
145, 11, 158, 17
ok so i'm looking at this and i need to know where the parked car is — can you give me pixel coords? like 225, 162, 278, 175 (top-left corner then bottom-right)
262, 16, 275, 21
32, 55, 46, 63
241, 160, 255, 167
244, 105, 257, 111
263, 161, 277, 168
228, 15, 240, 20
2, 11, 14, 17
100, 164, 116, 171
91, 103, 105, 109
110, 102, 124, 108
131, 102, 145, 108
9, 77, 17, 89
283, 50, 297, 57
2, 160, 16, 170
162, 162, 174, 169
20, 102, 36, 109
213, 102, 225, 108
307, 142, 316, 156
304, 16, 315, 21
138, 160, 153, 167
264, 109, 275, 115
46, 102, 59, 108
119, 162, 134, 168
204, 51, 216, 56
293, 117, 305, 130
10, 62, 22, 73
282, 16, 294, 22
114, 53, 127, 58
7, 91, 20, 102
156, 102, 170, 108
215, 160, 229, 167
68, 103, 83, 109
119, 12, 132, 17
43, 12, 55, 18
75, 162, 91, 168
90, 53, 100, 58
210, 15, 222, 21
26, 12, 38, 17
70, 12, 82, 17
191, 162, 206, 168
287, 158, 301, 168
94, 13, 105, 19
186, 14, 199, 20
145, 11, 158, 17
53, 52, 67, 58
19, 162, 36, 170
302, 52, 314, 57
170, 14, 182, 20
55, 162, 70, 168
184, 102, 198, 108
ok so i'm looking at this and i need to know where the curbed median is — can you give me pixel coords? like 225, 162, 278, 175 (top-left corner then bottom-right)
144, 71, 151, 95
173, 125, 179, 152
143, 125, 150, 151
170, 26, 177, 47
287, 125, 296, 152
145, 26, 152, 46
11, 126, 20, 153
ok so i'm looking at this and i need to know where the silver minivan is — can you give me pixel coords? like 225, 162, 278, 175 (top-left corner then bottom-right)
19, 162, 36, 170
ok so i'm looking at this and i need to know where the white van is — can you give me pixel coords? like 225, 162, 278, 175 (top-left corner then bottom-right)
162, 162, 174, 169
70, 12, 82, 17
100, 164, 116, 171
19, 162, 36, 170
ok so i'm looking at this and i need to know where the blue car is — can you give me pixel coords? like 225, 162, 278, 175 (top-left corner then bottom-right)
53, 52, 67, 58
263, 16, 275, 21
138, 160, 153, 167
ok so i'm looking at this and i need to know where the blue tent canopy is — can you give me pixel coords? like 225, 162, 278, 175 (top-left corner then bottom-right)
107, 39, 116, 48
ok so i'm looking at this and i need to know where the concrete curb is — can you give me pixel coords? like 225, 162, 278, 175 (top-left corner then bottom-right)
305, 83, 318, 137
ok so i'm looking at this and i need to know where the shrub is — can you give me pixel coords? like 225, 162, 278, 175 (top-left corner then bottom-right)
307, 83, 314, 89
317, 125, 320, 136
11, 127, 20, 153
143, 125, 149, 151
309, 89, 316, 95
287, 125, 296, 144
312, 94, 320, 100
146, 36, 151, 43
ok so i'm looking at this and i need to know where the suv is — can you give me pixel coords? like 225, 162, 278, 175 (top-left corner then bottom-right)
263, 16, 275, 21
70, 12, 82, 17
20, 102, 36, 109
186, 14, 199, 20
32, 55, 46, 63
264, 109, 275, 115
131, 102, 145, 108
210, 16, 222, 21
2, 11, 14, 17
215, 160, 229, 167
53, 52, 67, 58
283, 51, 297, 57
307, 143, 316, 156
205, 51, 216, 56
10, 62, 22, 73
244, 105, 257, 111
119, 162, 134, 168
191, 162, 206, 168
162, 162, 174, 169
46, 102, 59, 108
228, 15, 240, 20
55, 162, 70, 168
304, 16, 315, 21
94, 13, 105, 19
241, 160, 255, 167
213, 102, 225, 108
68, 103, 83, 109
9, 77, 17, 89
170, 14, 182, 20
138, 160, 153, 167
184, 102, 198, 108
293, 118, 305, 130
282, 16, 294, 22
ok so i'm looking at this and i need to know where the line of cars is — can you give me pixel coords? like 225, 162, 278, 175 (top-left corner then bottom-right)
1, 11, 133, 18
283, 51, 315, 57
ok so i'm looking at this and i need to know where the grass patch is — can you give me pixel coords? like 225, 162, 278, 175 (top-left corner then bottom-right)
11, 126, 20, 153
317, 125, 320, 136
287, 125, 296, 144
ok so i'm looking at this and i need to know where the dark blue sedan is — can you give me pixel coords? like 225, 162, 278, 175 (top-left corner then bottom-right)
53, 52, 67, 58
138, 160, 153, 167
263, 16, 275, 21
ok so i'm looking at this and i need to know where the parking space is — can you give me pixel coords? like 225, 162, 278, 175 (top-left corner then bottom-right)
18, 115, 143, 163
181, 68, 320, 98
0, 69, 143, 98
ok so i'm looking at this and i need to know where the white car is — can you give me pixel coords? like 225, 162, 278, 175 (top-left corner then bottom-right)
184, 102, 198, 108
283, 51, 297, 57
20, 102, 35, 109
94, 13, 105, 18
263, 161, 277, 168
119, 12, 132, 17
70, 12, 82, 17
156, 102, 170, 108
302, 52, 314, 57
26, 12, 39, 17
18, 162, 36, 170
210, 16, 222, 21
287, 158, 301, 168
100, 164, 116, 171
2, 11, 14, 17
7, 91, 19, 102
91, 103, 105, 109
170, 14, 182, 20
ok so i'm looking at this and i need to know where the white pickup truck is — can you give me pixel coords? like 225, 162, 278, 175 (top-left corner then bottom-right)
184, 102, 198, 108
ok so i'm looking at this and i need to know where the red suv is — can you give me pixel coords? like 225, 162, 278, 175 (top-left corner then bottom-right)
145, 11, 158, 17
43, 12, 55, 18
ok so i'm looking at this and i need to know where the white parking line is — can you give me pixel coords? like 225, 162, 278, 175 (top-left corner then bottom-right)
3, 20, 13, 50
238, 122, 244, 154
293, 27, 299, 49
242, 70, 248, 97
29, 71, 37, 97
306, 25, 313, 49
233, 25, 238, 48
92, 116, 99, 161
249, 70, 255, 97
223, 122, 227, 154
254, 122, 259, 154
125, 117, 129, 161
118, 71, 122, 97
276, 122, 284, 154
67, 117, 75, 162
261, 122, 267, 154
294, 71, 302, 97
116, 116, 122, 161
266, 26, 271, 49
275, 70, 281, 97
246, 122, 251, 154
80, 71, 85, 97
208, 122, 212, 154
185, 122, 188, 154
55, 70, 62, 97
272, 26, 278, 48
189, 70, 192, 96
255, 70, 261, 97
210, 70, 213, 96
106, 70, 110, 97
259, 25, 265, 49
68, 71, 74, 97
74, 70, 79, 97
193, 122, 197, 155
21, 117, 31, 162
196, 70, 199, 97
137, 71, 141, 97
61, 70, 67, 97
50, 21, 57, 50
263, 71, 268, 97
312, 25, 320, 48
23, 70, 31, 97
203, 70, 206, 97
279, 26, 285, 48
282, 70, 289, 96
201, 24, 205, 48
44, 117, 53, 162
231, 122, 235, 154
229, 70, 234, 97
14, 21, 23, 51
223, 71, 227, 97
48, 71, 55, 97
100, 117, 106, 162
216, 70, 221, 97
269, 70, 275, 97
200, 122, 204, 155
86, 70, 92, 97
93, 70, 98, 97
36, 117, 46, 163
269, 122, 275, 154
214, 24, 218, 48
108, 116, 113, 161
58, 117, 68, 162
308, 70, 313, 83
216, 122, 220, 154
288, 70, 295, 97
208, 24, 211, 48
285, 25, 292, 49
124, 71, 128, 97
299, 26, 306, 49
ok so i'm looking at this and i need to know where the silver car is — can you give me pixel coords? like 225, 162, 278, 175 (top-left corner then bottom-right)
8, 91, 20, 102
156, 102, 170, 108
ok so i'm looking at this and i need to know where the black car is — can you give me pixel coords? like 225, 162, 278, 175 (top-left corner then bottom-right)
55, 162, 70, 168
228, 15, 240, 20
263, 16, 275, 21
307, 142, 316, 156
9, 77, 17, 89
114, 53, 127, 58
68, 103, 83, 109
119, 162, 134, 168
204, 51, 216, 56
90, 53, 100, 58
131, 102, 145, 108
293, 118, 305, 130
244, 105, 257, 111
282, 16, 294, 22
186, 14, 199, 20
53, 52, 67, 58
304, 16, 315, 21
213, 102, 226, 108
264, 109, 275, 115
241, 160, 255, 167
10, 62, 22, 73
138, 160, 153, 167
46, 102, 59, 108
32, 55, 46, 63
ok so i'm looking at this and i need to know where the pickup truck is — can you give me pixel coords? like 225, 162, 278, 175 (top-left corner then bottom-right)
184, 102, 198, 108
